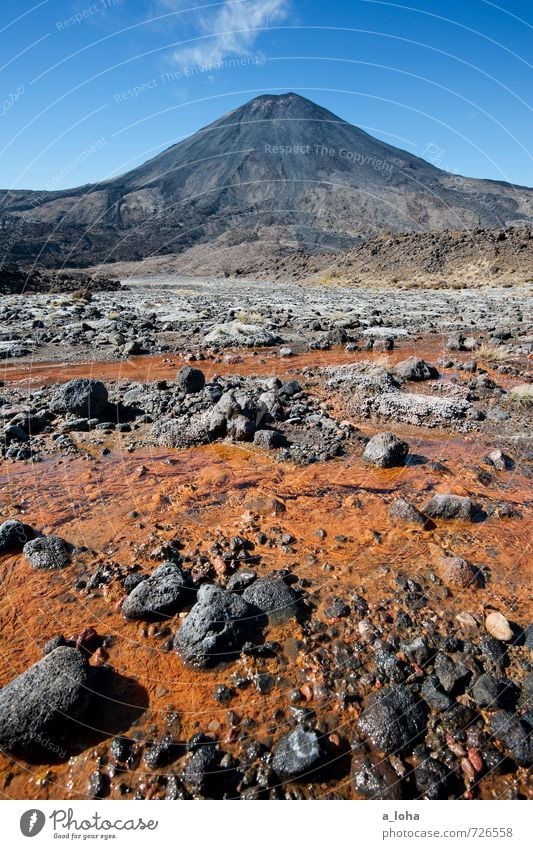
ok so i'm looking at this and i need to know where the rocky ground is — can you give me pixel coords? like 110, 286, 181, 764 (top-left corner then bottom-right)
84, 225, 533, 288
0, 276, 531, 800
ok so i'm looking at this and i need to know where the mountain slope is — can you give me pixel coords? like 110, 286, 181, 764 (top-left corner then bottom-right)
2, 92, 532, 267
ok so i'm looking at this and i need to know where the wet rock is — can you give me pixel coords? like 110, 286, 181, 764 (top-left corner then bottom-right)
174, 584, 261, 668
389, 498, 428, 526
272, 727, 321, 778
414, 757, 452, 799
242, 576, 299, 626
88, 770, 108, 799
363, 432, 409, 468
395, 357, 439, 381
143, 733, 177, 769
0, 519, 36, 554
177, 366, 205, 394
0, 646, 91, 752
423, 493, 474, 521
434, 652, 471, 694
122, 562, 188, 620
444, 703, 478, 735
351, 752, 402, 799
484, 611, 513, 642
111, 736, 133, 763
471, 674, 516, 710
358, 685, 426, 754
181, 744, 219, 793
23, 535, 73, 570
52, 378, 108, 418
214, 684, 234, 704
401, 637, 433, 666
523, 625, 533, 651
435, 556, 478, 589
490, 711, 532, 767
479, 636, 507, 669
420, 676, 453, 712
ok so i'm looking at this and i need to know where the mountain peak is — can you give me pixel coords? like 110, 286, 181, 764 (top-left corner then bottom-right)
226, 92, 344, 123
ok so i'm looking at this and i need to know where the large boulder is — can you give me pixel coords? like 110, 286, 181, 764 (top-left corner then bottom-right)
358, 685, 426, 754
52, 378, 108, 418
242, 576, 299, 626
0, 519, 36, 554
174, 584, 261, 668
0, 647, 91, 753
23, 535, 73, 570
388, 499, 428, 527
272, 727, 321, 778
423, 493, 474, 521
122, 563, 189, 620
395, 357, 439, 381
176, 366, 205, 394
363, 432, 409, 468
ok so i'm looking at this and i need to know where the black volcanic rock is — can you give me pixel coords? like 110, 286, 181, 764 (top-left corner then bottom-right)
0, 519, 36, 554
23, 535, 73, 570
52, 378, 108, 419
122, 562, 189, 620
358, 685, 426, 754
0, 647, 91, 753
173, 584, 261, 668
2, 93, 532, 267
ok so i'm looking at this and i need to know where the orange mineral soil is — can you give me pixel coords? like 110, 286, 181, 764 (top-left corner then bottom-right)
0, 345, 531, 800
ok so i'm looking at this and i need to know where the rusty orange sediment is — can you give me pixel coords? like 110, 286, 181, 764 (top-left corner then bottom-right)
0, 343, 531, 799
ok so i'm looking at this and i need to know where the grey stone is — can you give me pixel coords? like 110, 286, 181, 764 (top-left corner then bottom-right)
363, 432, 409, 468
434, 652, 471, 693
0, 647, 91, 752
242, 576, 299, 626
122, 562, 188, 620
174, 584, 261, 668
272, 727, 321, 778
358, 685, 426, 754
389, 498, 428, 526
52, 378, 108, 419
423, 493, 474, 521
490, 710, 532, 767
177, 366, 205, 394
23, 535, 72, 570
253, 429, 286, 449
395, 357, 439, 381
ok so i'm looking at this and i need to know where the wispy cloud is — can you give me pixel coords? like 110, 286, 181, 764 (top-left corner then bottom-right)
158, 0, 290, 69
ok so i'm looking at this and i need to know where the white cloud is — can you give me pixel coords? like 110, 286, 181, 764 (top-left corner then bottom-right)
162, 0, 290, 69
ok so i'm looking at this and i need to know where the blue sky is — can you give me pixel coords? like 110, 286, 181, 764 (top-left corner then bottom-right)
1, 0, 531, 190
